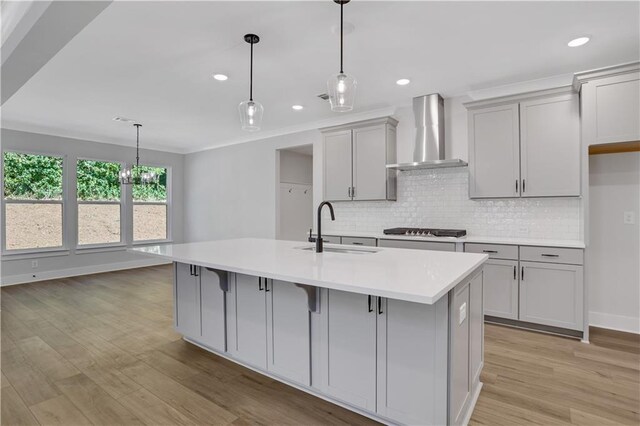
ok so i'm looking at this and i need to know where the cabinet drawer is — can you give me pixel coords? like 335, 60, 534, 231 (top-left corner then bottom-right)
341, 236, 376, 247
465, 243, 518, 260
378, 239, 456, 252
322, 235, 342, 245
520, 246, 583, 265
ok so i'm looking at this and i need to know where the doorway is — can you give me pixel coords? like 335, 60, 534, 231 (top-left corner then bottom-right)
276, 145, 313, 242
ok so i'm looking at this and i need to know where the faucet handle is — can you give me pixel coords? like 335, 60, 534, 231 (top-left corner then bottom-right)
308, 228, 316, 243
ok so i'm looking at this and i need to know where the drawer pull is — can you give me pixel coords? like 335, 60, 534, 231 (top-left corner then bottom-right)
352, 242, 364, 245
541, 254, 560, 258
482, 250, 498, 253
513, 265, 516, 280
367, 295, 373, 313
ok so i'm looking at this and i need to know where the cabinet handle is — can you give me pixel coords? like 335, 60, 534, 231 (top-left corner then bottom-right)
265, 279, 270, 292
521, 266, 525, 281
522, 179, 526, 193
352, 242, 364, 246
482, 250, 498, 254
193, 266, 199, 277
189, 265, 193, 276
377, 297, 383, 315
368, 295, 373, 312
541, 254, 559, 258
515, 180, 518, 193
513, 265, 516, 280
352, 187, 356, 198
258, 277, 264, 291
348, 187, 352, 198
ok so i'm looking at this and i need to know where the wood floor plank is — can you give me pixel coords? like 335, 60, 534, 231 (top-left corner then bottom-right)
15, 336, 81, 382
2, 363, 61, 407
116, 388, 196, 426
1, 385, 39, 426
29, 395, 92, 426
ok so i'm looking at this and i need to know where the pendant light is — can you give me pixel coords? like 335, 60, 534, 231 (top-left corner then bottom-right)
120, 123, 158, 185
239, 34, 263, 131
327, 0, 356, 112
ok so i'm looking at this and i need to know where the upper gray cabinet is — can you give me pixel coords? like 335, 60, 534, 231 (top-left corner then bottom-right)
575, 63, 640, 146
466, 87, 581, 198
322, 117, 397, 202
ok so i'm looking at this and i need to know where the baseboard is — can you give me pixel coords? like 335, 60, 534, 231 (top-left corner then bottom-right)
589, 311, 640, 334
0, 258, 171, 286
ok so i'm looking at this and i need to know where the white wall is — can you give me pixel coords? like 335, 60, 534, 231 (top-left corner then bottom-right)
277, 149, 313, 241
184, 130, 321, 242
1, 128, 185, 284
588, 152, 640, 333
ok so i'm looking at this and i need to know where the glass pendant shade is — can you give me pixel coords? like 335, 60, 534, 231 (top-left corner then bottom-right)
238, 99, 263, 131
328, 72, 356, 112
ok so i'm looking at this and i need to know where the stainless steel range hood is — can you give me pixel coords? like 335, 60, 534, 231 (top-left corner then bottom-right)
387, 94, 467, 171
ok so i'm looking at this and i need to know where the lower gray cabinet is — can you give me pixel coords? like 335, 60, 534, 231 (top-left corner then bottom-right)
483, 259, 519, 320
200, 268, 226, 352
320, 289, 377, 412
519, 262, 584, 331
378, 239, 456, 252
174, 262, 201, 338
228, 274, 311, 384
450, 281, 471, 426
469, 272, 484, 385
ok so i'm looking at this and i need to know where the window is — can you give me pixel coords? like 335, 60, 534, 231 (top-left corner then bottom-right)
77, 159, 122, 246
133, 166, 168, 242
3, 152, 64, 251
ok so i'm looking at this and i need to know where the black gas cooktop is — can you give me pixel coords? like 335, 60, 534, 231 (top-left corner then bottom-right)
383, 227, 467, 238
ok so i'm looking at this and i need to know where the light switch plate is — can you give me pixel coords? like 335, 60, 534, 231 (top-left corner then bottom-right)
459, 302, 467, 325
624, 211, 635, 225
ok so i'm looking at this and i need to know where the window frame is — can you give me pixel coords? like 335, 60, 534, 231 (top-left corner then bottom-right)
75, 157, 126, 250
1, 149, 68, 256
131, 163, 172, 245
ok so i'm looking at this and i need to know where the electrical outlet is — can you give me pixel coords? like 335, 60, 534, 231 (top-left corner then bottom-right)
518, 226, 529, 236
31, 260, 38, 268
459, 302, 467, 325
624, 211, 636, 225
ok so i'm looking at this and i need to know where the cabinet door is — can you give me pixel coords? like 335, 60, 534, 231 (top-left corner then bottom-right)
582, 72, 640, 145
450, 282, 470, 426
174, 262, 200, 338
266, 280, 311, 385
469, 272, 484, 386
353, 125, 387, 200
519, 262, 584, 331
376, 297, 448, 425
520, 94, 580, 197
468, 103, 520, 198
231, 274, 267, 369
483, 260, 519, 320
321, 289, 377, 411
323, 130, 353, 201
200, 268, 226, 352
378, 239, 456, 252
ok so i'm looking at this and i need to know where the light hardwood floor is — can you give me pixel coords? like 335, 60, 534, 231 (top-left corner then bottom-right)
1, 265, 638, 425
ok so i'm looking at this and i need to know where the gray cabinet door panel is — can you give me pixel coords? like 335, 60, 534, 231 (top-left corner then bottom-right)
468, 103, 520, 198
519, 262, 584, 331
266, 280, 311, 386
520, 94, 580, 197
232, 274, 267, 369
378, 239, 456, 252
450, 282, 471, 425
341, 236, 377, 247
483, 260, 519, 320
323, 130, 353, 201
174, 262, 200, 338
200, 268, 226, 352
353, 125, 387, 200
321, 289, 377, 411
469, 272, 484, 385
376, 297, 448, 425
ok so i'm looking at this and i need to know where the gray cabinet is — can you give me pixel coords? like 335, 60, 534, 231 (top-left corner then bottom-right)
378, 238, 456, 252
466, 87, 581, 198
519, 262, 584, 331
576, 64, 640, 145
229, 274, 268, 369
449, 281, 471, 425
322, 117, 397, 202
200, 268, 227, 352
468, 103, 520, 198
341, 236, 377, 247
174, 262, 201, 338
469, 272, 484, 386
520, 94, 580, 197
320, 289, 377, 411
482, 260, 519, 320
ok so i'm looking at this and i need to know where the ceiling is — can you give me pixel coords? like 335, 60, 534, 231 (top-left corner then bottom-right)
2, 1, 639, 153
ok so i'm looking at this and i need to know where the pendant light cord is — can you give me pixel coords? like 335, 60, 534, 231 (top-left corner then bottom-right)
340, 1, 344, 74
249, 41, 254, 101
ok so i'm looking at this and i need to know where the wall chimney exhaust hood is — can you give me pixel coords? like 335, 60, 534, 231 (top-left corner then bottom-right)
387, 94, 467, 171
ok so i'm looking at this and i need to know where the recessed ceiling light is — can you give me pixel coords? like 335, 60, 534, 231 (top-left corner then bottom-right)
292, 105, 304, 111
113, 116, 135, 123
568, 37, 590, 47
213, 74, 228, 81
396, 78, 411, 86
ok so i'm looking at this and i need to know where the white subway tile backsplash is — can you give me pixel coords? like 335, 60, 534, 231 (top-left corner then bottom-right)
324, 168, 582, 240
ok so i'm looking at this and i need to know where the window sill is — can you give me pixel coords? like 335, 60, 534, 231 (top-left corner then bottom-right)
75, 244, 127, 255
2, 248, 70, 261
132, 239, 173, 246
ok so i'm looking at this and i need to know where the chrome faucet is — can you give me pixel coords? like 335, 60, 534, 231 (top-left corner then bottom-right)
312, 201, 335, 253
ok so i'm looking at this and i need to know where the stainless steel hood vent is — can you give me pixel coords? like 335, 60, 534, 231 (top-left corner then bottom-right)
387, 94, 467, 171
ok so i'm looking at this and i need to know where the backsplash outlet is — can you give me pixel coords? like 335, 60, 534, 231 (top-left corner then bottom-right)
323, 168, 582, 240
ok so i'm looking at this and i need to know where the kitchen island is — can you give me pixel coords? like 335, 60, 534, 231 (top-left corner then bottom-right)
132, 238, 488, 426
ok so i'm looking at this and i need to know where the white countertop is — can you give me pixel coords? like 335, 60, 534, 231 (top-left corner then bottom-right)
320, 230, 586, 249
131, 238, 488, 305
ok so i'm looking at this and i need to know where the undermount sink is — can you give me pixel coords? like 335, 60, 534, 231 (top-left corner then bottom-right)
296, 246, 379, 255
